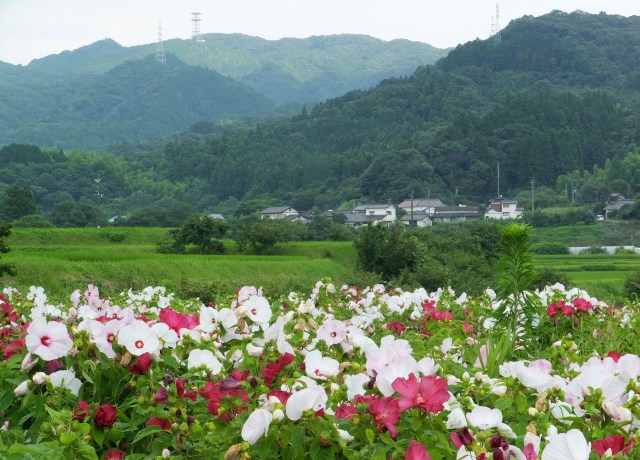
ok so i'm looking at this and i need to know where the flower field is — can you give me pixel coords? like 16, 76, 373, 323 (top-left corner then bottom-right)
2, 276, 640, 460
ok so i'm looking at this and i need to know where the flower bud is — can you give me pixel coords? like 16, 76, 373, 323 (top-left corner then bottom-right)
32, 372, 47, 385
14, 381, 29, 396
272, 409, 284, 421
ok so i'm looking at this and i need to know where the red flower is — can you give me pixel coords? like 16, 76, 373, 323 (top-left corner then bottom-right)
104, 449, 126, 459
573, 298, 593, 312
387, 322, 406, 335
267, 389, 292, 406
368, 396, 401, 438
128, 352, 152, 375
450, 428, 474, 448
73, 400, 90, 421
94, 403, 118, 428
3, 338, 24, 360
147, 417, 171, 430
561, 302, 575, 316
158, 308, 199, 334
261, 353, 295, 387
153, 387, 168, 404
592, 435, 633, 457
462, 322, 474, 334
405, 440, 432, 460
606, 350, 622, 362
547, 302, 560, 318
391, 374, 449, 413
335, 403, 358, 420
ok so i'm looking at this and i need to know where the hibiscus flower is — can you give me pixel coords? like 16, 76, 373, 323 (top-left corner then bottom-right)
391, 374, 450, 413
25, 317, 73, 361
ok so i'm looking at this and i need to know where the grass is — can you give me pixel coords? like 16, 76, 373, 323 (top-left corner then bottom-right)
4, 226, 640, 303
2, 228, 358, 302
532, 221, 640, 246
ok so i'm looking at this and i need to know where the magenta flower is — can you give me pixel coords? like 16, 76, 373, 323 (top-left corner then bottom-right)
405, 440, 432, 460
391, 374, 449, 413
368, 396, 401, 438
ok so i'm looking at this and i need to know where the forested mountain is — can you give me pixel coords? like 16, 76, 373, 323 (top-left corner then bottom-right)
2, 11, 640, 224
0, 34, 447, 150
25, 34, 448, 106
0, 55, 274, 150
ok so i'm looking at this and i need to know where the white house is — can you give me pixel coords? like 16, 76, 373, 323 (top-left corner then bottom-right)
260, 206, 299, 220
485, 198, 523, 220
398, 198, 445, 215
401, 213, 432, 227
354, 204, 396, 224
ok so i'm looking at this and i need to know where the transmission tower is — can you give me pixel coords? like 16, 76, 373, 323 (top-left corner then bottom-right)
191, 12, 204, 42
493, 4, 502, 45
155, 21, 166, 64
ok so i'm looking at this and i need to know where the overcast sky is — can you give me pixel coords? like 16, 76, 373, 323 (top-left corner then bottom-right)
0, 0, 637, 65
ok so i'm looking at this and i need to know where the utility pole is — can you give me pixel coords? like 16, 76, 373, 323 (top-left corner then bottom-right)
530, 177, 535, 213
94, 178, 103, 227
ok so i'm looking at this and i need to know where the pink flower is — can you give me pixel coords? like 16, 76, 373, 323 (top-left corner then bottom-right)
25, 317, 73, 361
523, 443, 538, 459
368, 396, 401, 438
391, 374, 450, 413
405, 440, 432, 460
317, 319, 347, 345
159, 308, 199, 334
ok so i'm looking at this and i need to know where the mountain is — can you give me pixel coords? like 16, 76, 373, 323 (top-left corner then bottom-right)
0, 34, 447, 150
2, 11, 640, 220
0, 54, 274, 150
25, 34, 448, 105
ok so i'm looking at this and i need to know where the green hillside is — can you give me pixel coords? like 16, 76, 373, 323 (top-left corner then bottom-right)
1, 11, 640, 221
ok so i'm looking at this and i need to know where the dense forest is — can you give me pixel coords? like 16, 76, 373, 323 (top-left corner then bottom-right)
1, 11, 640, 226
0, 34, 445, 149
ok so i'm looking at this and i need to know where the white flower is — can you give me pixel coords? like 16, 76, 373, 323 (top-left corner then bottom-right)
243, 296, 272, 324
117, 320, 161, 356
316, 319, 347, 346
246, 343, 264, 357
285, 386, 328, 421
344, 373, 370, 400
49, 369, 82, 396
25, 317, 73, 361
187, 349, 222, 375
467, 406, 502, 430
446, 407, 468, 429
241, 408, 272, 445
541, 429, 590, 460
304, 349, 339, 380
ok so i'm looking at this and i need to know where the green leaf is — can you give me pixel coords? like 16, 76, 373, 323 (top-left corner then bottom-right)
92, 428, 105, 447
290, 425, 305, 453
309, 441, 333, 460
494, 397, 513, 411
132, 425, 162, 444
59, 432, 77, 446
365, 428, 375, 445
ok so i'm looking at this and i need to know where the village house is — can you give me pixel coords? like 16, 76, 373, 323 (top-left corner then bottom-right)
260, 206, 300, 220
397, 198, 445, 215
603, 198, 635, 220
341, 204, 397, 228
484, 197, 523, 220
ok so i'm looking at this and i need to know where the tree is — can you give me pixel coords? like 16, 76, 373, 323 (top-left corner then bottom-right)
158, 214, 230, 254
0, 223, 15, 277
1, 185, 37, 221
234, 219, 310, 254
50, 201, 99, 227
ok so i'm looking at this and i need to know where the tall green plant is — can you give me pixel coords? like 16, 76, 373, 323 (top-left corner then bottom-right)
493, 223, 540, 335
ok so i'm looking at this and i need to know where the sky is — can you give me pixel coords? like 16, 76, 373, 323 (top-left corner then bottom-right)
0, 0, 637, 65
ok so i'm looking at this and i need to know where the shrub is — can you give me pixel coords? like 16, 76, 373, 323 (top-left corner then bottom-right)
12, 214, 54, 228
530, 242, 569, 254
